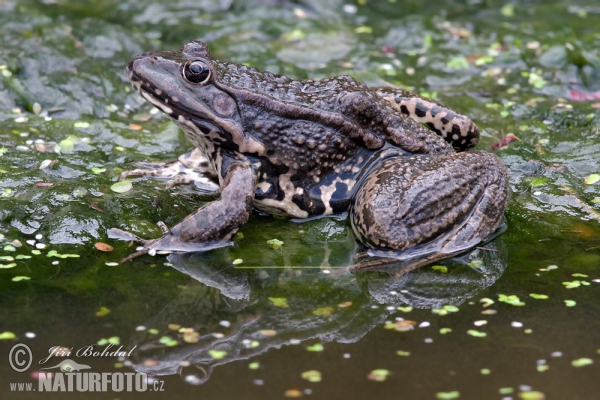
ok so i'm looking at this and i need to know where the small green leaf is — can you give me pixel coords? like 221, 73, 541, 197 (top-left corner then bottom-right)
467, 330, 487, 338
447, 56, 469, 70
209, 350, 227, 360
367, 369, 390, 382
249, 362, 259, 370
0, 263, 16, 269
440, 328, 452, 335
96, 306, 110, 317
584, 174, 600, 185
501, 4, 514, 16
111, 180, 133, 193
0, 332, 16, 340
396, 350, 410, 356
266, 238, 283, 250
571, 358, 593, 367
529, 293, 548, 299
431, 265, 448, 273
572, 273, 588, 278
301, 370, 322, 382
397, 306, 413, 312
443, 305, 459, 312
306, 343, 324, 352
564, 300, 576, 307
313, 307, 335, 316
73, 121, 90, 129
268, 297, 289, 308
232, 258, 243, 265
519, 391, 546, 400
91, 167, 106, 174
12, 276, 30, 282
480, 368, 491, 375
436, 391, 460, 399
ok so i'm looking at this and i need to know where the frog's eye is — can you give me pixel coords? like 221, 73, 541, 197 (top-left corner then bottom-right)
183, 60, 211, 84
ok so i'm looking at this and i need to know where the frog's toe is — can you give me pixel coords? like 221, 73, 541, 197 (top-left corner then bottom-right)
351, 151, 508, 260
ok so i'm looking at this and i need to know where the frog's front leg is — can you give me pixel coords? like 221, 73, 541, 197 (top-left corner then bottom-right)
350, 151, 508, 265
375, 87, 479, 151
111, 161, 256, 256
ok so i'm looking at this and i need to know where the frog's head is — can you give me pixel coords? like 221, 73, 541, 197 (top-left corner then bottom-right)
127, 41, 248, 153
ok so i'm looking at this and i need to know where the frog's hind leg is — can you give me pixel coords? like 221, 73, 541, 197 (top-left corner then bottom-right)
375, 87, 479, 151
350, 151, 508, 266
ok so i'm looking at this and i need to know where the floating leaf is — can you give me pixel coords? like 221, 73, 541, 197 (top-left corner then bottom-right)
440, 328, 452, 335
467, 330, 487, 338
209, 350, 227, 360
12, 276, 30, 282
59, 136, 77, 152
111, 180, 133, 193
396, 350, 410, 356
232, 258, 243, 265
0, 263, 16, 269
313, 307, 335, 316
564, 300, 576, 307
571, 358, 593, 367
397, 306, 413, 312
480, 368, 491, 375
95, 242, 114, 252
432, 308, 448, 316
96, 306, 110, 317
91, 167, 106, 174
268, 297, 289, 308
301, 370, 322, 382
249, 362, 259, 370
529, 293, 548, 299
73, 121, 90, 129
431, 265, 447, 273
367, 369, 390, 382
266, 239, 283, 250
498, 294, 525, 306
562, 281, 581, 289
447, 56, 469, 70
0, 332, 16, 340
519, 391, 546, 400
306, 343, 324, 352
584, 174, 600, 185
499, 388, 514, 395
436, 391, 460, 399
572, 273, 588, 278
444, 305, 459, 312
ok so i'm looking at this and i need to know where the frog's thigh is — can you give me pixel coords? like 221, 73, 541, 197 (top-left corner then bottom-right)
351, 151, 508, 252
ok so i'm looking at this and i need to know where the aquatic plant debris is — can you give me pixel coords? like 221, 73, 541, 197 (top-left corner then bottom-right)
111, 180, 133, 193
518, 391, 546, 400
529, 293, 548, 299
498, 294, 525, 306
564, 300, 576, 307
0, 332, 16, 340
571, 358, 593, 367
209, 350, 228, 360
367, 369, 390, 382
266, 239, 283, 249
95, 307, 110, 317
467, 330, 487, 338
301, 370, 322, 382
306, 343, 324, 352
12, 276, 30, 282
583, 174, 600, 185
436, 391, 460, 399
268, 297, 289, 308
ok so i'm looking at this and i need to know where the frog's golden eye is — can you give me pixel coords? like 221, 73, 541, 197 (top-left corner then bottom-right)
183, 60, 211, 84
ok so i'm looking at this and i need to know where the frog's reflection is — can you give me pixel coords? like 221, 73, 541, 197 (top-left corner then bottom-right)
128, 236, 506, 385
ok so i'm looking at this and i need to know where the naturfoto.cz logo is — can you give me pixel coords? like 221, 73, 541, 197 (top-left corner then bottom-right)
8, 343, 164, 393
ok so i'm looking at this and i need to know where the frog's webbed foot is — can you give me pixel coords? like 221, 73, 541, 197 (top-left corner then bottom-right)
110, 161, 256, 261
119, 148, 219, 191
375, 87, 479, 151
351, 151, 508, 268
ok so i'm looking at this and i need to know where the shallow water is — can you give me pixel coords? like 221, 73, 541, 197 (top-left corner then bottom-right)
1, 1, 600, 399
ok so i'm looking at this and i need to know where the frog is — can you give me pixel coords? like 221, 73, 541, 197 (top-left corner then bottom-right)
110, 40, 508, 265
